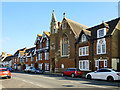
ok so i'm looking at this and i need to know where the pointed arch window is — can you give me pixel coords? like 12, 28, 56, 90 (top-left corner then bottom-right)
61, 34, 69, 56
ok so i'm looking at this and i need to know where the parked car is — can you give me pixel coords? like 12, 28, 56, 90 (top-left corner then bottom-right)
86, 68, 120, 82
24, 66, 33, 73
4, 67, 14, 72
0, 68, 11, 79
61, 68, 82, 78
31, 68, 43, 74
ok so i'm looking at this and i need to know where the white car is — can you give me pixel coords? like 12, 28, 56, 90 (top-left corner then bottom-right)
86, 68, 120, 82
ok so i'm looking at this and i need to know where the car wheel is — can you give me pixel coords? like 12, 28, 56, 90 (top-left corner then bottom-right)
71, 73, 75, 78
8, 76, 11, 79
61, 73, 64, 77
107, 76, 114, 82
87, 75, 91, 79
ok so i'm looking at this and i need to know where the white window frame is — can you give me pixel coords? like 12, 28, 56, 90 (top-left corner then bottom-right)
79, 46, 89, 56
79, 60, 89, 71
81, 34, 86, 42
97, 28, 106, 38
97, 38, 106, 54
95, 60, 107, 68
38, 53, 42, 60
38, 63, 43, 70
45, 52, 49, 60
45, 63, 49, 71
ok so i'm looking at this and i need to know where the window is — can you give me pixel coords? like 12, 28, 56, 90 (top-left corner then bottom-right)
62, 22, 66, 29
46, 40, 49, 47
38, 53, 42, 60
26, 57, 28, 62
31, 64, 34, 67
45, 52, 49, 60
97, 28, 106, 38
45, 63, 49, 71
40, 43, 42, 49
61, 34, 69, 56
26, 64, 28, 67
79, 46, 89, 56
81, 34, 86, 42
79, 60, 89, 70
38, 64, 43, 70
36, 56, 37, 62
97, 38, 106, 54
95, 60, 107, 68
15, 59, 16, 62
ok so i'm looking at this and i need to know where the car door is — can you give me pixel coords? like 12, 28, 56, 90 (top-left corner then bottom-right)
92, 69, 103, 79
64, 69, 69, 75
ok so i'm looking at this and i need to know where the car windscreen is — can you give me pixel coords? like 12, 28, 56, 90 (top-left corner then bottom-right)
76, 69, 81, 71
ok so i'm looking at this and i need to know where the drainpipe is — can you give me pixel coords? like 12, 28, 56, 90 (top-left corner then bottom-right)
75, 43, 77, 68
91, 40, 94, 71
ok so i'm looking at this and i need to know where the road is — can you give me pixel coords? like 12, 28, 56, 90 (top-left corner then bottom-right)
0, 72, 120, 90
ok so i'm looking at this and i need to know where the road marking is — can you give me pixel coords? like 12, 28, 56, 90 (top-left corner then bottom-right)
38, 76, 56, 80
12, 77, 44, 88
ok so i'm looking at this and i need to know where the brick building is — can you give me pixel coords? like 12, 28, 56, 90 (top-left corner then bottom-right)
35, 31, 50, 72
76, 17, 120, 73
12, 48, 26, 71
50, 10, 88, 72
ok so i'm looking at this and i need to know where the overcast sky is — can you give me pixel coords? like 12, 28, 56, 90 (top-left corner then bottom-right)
1, 2, 119, 55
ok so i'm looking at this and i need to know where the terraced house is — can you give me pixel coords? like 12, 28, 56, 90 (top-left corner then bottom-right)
35, 31, 50, 72
23, 47, 36, 69
50, 10, 88, 72
76, 17, 120, 74
12, 48, 27, 71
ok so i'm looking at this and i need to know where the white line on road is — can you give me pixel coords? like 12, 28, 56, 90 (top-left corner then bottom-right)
12, 77, 44, 88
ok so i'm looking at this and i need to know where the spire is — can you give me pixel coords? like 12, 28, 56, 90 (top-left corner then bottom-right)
63, 12, 66, 18
52, 10, 57, 22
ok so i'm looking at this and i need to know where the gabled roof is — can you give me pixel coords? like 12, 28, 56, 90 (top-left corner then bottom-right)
13, 47, 26, 57
86, 17, 120, 39
64, 18, 88, 38
25, 47, 35, 57
43, 31, 50, 37
2, 56, 13, 62
34, 34, 42, 45
76, 29, 91, 44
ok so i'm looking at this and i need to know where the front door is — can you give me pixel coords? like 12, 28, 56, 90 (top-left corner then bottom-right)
99, 61, 104, 69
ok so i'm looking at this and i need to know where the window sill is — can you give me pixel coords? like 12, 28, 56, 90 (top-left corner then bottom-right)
61, 55, 69, 58
79, 55, 89, 57
97, 53, 106, 55
80, 69, 90, 71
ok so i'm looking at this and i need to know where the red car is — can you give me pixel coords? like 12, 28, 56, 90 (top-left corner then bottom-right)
62, 68, 82, 78
0, 68, 11, 79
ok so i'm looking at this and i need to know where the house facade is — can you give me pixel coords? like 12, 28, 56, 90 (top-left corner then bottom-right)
76, 17, 120, 73
12, 48, 26, 71
50, 11, 88, 72
35, 31, 50, 72
75, 30, 91, 74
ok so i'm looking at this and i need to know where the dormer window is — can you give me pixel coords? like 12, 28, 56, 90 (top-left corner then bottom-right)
81, 34, 86, 42
97, 28, 106, 38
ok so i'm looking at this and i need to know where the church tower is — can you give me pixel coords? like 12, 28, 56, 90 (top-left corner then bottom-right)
50, 10, 59, 72
50, 10, 58, 34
